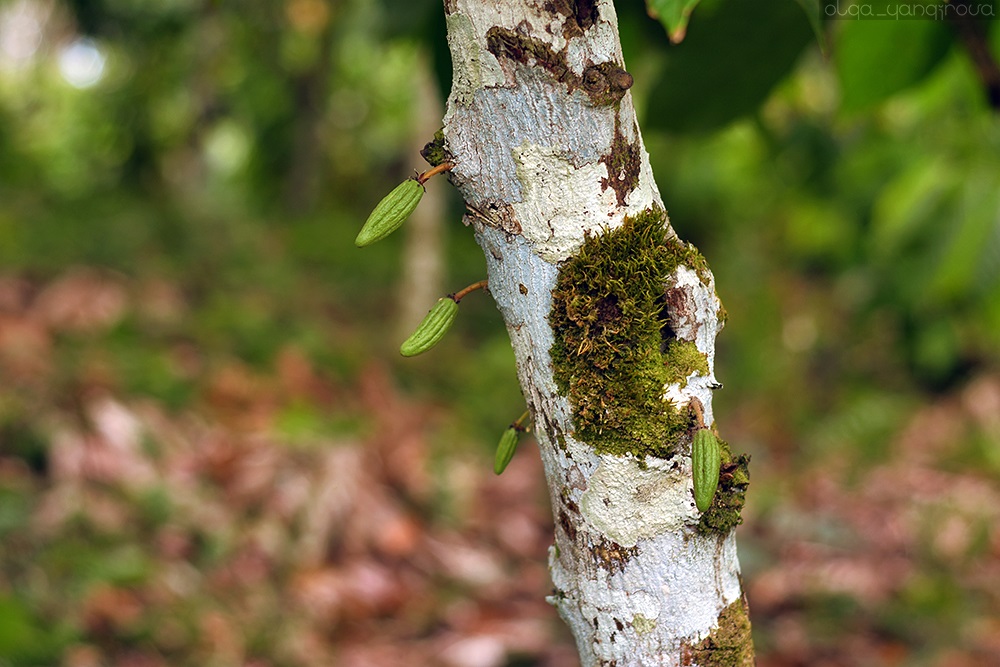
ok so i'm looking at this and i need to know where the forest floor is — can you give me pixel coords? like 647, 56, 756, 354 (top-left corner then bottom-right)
1, 267, 999, 667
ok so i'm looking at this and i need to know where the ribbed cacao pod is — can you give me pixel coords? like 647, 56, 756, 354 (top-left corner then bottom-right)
355, 178, 424, 247
399, 297, 459, 357
692, 428, 721, 512
494, 427, 519, 475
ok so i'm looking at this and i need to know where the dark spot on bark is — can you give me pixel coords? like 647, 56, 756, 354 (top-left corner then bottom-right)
593, 537, 637, 574
519, 283, 528, 295
582, 63, 633, 105
485, 26, 630, 107
575, 0, 598, 28
599, 116, 641, 206
558, 509, 578, 543
615, 618, 625, 631
582, 62, 634, 105
583, 66, 607, 92
486, 27, 571, 84
609, 68, 633, 91
468, 200, 522, 235
544, 0, 599, 38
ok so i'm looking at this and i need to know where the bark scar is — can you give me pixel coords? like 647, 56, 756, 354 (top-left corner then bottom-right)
484, 26, 632, 106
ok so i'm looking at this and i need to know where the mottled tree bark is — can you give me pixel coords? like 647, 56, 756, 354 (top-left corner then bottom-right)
438, 1, 753, 664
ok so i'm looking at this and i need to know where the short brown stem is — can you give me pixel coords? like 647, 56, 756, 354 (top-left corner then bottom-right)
450, 279, 489, 303
512, 410, 531, 432
690, 397, 706, 430
417, 161, 455, 184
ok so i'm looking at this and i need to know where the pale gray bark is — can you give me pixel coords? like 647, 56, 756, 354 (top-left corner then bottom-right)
440, 1, 751, 664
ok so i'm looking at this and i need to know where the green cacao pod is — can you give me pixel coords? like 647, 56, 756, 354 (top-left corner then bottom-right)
355, 178, 424, 247
692, 428, 721, 512
399, 297, 459, 357
494, 427, 519, 475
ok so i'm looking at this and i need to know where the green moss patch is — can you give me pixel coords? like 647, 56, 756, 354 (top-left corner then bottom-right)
549, 207, 709, 459
663, 340, 709, 387
420, 129, 450, 167
698, 448, 750, 535
682, 596, 755, 666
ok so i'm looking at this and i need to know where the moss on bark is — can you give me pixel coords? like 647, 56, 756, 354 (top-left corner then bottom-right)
697, 447, 750, 535
682, 596, 755, 666
549, 207, 710, 459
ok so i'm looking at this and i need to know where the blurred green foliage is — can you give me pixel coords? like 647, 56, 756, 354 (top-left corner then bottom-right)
1, 0, 999, 665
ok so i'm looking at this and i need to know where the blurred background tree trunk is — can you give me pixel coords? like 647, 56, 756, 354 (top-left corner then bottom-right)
397, 53, 446, 338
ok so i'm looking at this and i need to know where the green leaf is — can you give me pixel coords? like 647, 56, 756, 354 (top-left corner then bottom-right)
835, 1, 953, 113
646, 0, 704, 43
870, 156, 1000, 308
870, 157, 961, 306
792, 0, 825, 50
870, 158, 954, 261
645, 0, 815, 133
927, 172, 1000, 302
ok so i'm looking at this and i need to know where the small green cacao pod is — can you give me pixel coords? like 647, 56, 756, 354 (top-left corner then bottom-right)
400, 297, 459, 357
494, 427, 519, 475
692, 428, 722, 513
355, 178, 424, 247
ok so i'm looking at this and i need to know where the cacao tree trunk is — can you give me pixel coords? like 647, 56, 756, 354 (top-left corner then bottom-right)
437, 1, 754, 664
